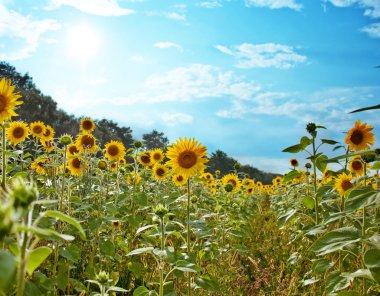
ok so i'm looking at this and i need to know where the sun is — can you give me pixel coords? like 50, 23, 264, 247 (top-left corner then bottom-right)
66, 24, 101, 61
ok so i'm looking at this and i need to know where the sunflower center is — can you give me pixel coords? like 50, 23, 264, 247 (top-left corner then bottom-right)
33, 126, 43, 134
108, 145, 119, 156
228, 179, 237, 187
178, 151, 197, 169
291, 159, 298, 166
153, 153, 161, 161
156, 168, 165, 177
69, 145, 79, 154
341, 179, 353, 192
82, 120, 93, 131
72, 158, 82, 169
177, 175, 184, 182
44, 129, 51, 137
141, 154, 150, 164
352, 160, 362, 171
0, 95, 7, 112
350, 130, 364, 145
13, 127, 25, 139
81, 135, 95, 148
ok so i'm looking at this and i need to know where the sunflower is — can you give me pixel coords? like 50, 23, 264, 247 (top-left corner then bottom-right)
42, 125, 55, 141
104, 140, 126, 161
172, 174, 188, 186
31, 156, 48, 175
152, 164, 169, 180
119, 158, 126, 166
98, 159, 108, 170
345, 120, 375, 151
138, 151, 152, 167
290, 158, 299, 168
272, 176, 282, 186
127, 172, 142, 185
246, 187, 254, 195
76, 133, 98, 153
166, 137, 208, 178
200, 172, 214, 182
349, 156, 365, 175
6, 121, 29, 145
150, 148, 164, 164
221, 173, 241, 192
30, 121, 46, 138
68, 157, 85, 177
40, 139, 55, 153
242, 178, 254, 188
0, 77, 23, 122
67, 144, 80, 156
335, 173, 354, 196
80, 118, 96, 134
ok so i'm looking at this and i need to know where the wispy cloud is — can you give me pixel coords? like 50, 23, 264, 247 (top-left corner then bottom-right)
326, 0, 380, 18
362, 22, 380, 38
245, 0, 302, 11
147, 4, 187, 22
46, 0, 134, 16
196, 1, 223, 8
130, 55, 145, 62
154, 42, 183, 51
0, 3, 61, 60
216, 43, 307, 69
162, 113, 193, 126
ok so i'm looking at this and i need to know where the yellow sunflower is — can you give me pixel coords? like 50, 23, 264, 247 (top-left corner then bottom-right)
6, 121, 29, 145
98, 159, 108, 170
42, 124, 55, 141
0, 77, 23, 122
172, 174, 188, 186
221, 173, 241, 192
67, 144, 80, 156
150, 148, 164, 164
152, 164, 169, 180
272, 176, 282, 186
40, 139, 55, 153
349, 156, 365, 175
242, 178, 255, 188
30, 121, 46, 138
290, 158, 299, 168
345, 120, 375, 151
246, 187, 254, 195
166, 137, 208, 178
200, 172, 214, 182
138, 151, 152, 167
335, 173, 354, 196
80, 117, 96, 134
104, 140, 126, 161
127, 172, 142, 185
30, 156, 48, 175
76, 133, 98, 153
68, 157, 85, 177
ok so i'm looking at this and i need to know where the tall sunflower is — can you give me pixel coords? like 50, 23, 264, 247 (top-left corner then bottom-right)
80, 118, 96, 134
30, 156, 48, 175
152, 164, 168, 180
290, 158, 299, 168
150, 148, 164, 164
104, 140, 126, 161
349, 156, 365, 175
0, 77, 23, 122
30, 121, 46, 138
42, 125, 55, 141
40, 139, 55, 153
221, 173, 241, 192
166, 137, 208, 178
68, 157, 85, 177
76, 134, 98, 153
172, 174, 188, 186
6, 121, 29, 145
335, 173, 354, 196
67, 144, 80, 156
345, 120, 375, 151
138, 151, 152, 167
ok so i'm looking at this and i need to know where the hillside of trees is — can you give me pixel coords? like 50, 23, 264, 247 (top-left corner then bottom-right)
0, 62, 279, 184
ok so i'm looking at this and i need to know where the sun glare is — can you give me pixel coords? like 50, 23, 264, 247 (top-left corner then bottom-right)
66, 24, 101, 61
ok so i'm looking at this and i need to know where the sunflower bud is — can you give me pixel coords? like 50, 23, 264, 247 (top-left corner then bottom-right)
0, 203, 13, 241
9, 178, 38, 209
98, 160, 107, 170
153, 204, 169, 218
96, 271, 110, 285
234, 163, 241, 170
362, 153, 376, 164
224, 183, 234, 193
59, 134, 73, 146
305, 163, 312, 169
134, 141, 143, 149
306, 122, 317, 136
190, 195, 198, 203
375, 148, 380, 156
215, 170, 221, 176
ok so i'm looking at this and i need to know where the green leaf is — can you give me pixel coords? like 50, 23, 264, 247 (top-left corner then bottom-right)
282, 170, 301, 183
194, 275, 220, 292
312, 259, 334, 275
310, 227, 361, 256
174, 260, 200, 273
282, 144, 306, 153
0, 250, 16, 290
370, 161, 380, 170
16, 226, 75, 241
59, 244, 80, 262
26, 246, 52, 276
302, 196, 315, 210
364, 249, 380, 283
127, 247, 154, 256
345, 188, 380, 212
325, 271, 352, 294
303, 278, 319, 286
348, 269, 374, 281
133, 286, 150, 296
321, 139, 339, 145
300, 136, 312, 147
40, 210, 86, 240
350, 104, 380, 113
128, 261, 143, 278
107, 286, 129, 293
316, 155, 328, 173
278, 209, 297, 225
135, 225, 155, 236
100, 240, 115, 257
325, 150, 375, 163
335, 291, 360, 296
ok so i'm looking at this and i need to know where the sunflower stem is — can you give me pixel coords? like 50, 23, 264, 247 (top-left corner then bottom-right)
1, 124, 6, 190
312, 135, 319, 225
60, 145, 67, 212
159, 216, 165, 296
187, 178, 192, 296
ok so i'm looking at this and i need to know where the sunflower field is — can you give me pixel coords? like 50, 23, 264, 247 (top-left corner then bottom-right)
0, 76, 380, 296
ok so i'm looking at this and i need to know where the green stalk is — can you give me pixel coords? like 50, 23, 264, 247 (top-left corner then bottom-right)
16, 217, 28, 296
60, 145, 67, 212
159, 217, 165, 296
186, 179, 191, 296
312, 136, 319, 224
2, 124, 6, 190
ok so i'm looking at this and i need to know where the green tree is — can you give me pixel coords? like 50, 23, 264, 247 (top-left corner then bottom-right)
142, 130, 169, 150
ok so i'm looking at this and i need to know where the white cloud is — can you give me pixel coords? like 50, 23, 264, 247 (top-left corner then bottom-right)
325, 0, 380, 18
154, 42, 183, 51
245, 0, 302, 10
46, 0, 134, 16
362, 22, 380, 38
130, 55, 145, 62
147, 4, 187, 22
216, 43, 307, 69
0, 3, 61, 60
196, 1, 223, 8
162, 113, 193, 126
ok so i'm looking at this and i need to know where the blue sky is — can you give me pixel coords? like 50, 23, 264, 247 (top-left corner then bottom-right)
1, 0, 380, 174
